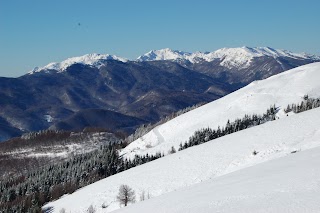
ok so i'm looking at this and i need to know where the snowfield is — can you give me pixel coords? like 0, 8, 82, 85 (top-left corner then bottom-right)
121, 62, 320, 159
43, 62, 320, 212
115, 146, 320, 213
43, 107, 320, 212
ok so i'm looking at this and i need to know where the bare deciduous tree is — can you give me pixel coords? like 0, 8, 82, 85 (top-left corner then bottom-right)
117, 184, 136, 207
139, 190, 145, 201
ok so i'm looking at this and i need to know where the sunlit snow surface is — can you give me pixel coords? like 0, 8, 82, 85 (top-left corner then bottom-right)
30, 47, 320, 74
137, 47, 320, 68
29, 53, 128, 73
43, 63, 320, 212
122, 62, 320, 159
44, 108, 320, 212
115, 145, 320, 213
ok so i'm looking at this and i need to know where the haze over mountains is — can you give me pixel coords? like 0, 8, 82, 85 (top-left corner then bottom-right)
0, 47, 319, 141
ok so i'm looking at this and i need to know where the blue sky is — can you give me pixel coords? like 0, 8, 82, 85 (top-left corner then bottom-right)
0, 0, 319, 77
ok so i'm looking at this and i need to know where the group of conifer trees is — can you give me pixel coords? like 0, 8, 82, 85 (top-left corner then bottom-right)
284, 95, 320, 113
0, 143, 162, 213
179, 96, 320, 151
178, 105, 277, 151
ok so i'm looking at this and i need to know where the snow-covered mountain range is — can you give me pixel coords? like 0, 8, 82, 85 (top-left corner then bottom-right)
137, 47, 320, 69
1, 47, 319, 142
43, 62, 320, 212
29, 47, 320, 73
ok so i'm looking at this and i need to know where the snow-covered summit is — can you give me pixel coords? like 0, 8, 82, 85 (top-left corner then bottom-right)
137, 47, 320, 68
136, 48, 192, 61
29, 53, 128, 74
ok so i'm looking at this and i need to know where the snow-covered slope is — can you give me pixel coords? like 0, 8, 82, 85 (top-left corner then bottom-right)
137, 47, 320, 68
43, 107, 320, 212
121, 62, 320, 159
115, 146, 320, 213
29, 53, 128, 73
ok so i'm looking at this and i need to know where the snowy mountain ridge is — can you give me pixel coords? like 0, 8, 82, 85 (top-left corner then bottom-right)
121, 62, 320, 159
137, 46, 320, 68
29, 47, 320, 73
29, 53, 128, 73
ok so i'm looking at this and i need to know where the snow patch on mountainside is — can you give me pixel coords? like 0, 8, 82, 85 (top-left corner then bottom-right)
121, 62, 320, 159
43, 107, 320, 212
29, 53, 128, 73
44, 115, 54, 123
4, 132, 113, 160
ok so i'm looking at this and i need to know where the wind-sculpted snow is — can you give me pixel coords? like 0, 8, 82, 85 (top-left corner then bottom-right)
121, 62, 320, 159
44, 107, 320, 212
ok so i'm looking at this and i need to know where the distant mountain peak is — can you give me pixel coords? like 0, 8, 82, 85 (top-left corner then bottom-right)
136, 48, 191, 62
29, 53, 128, 74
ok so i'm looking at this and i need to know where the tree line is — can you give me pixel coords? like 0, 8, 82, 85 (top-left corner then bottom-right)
0, 142, 162, 213
179, 95, 320, 151
284, 95, 320, 113
178, 105, 277, 151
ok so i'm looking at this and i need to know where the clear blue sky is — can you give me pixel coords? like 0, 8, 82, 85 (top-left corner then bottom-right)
1, 0, 319, 77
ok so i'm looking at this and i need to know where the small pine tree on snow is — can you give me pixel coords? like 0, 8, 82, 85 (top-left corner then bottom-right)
169, 146, 176, 154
